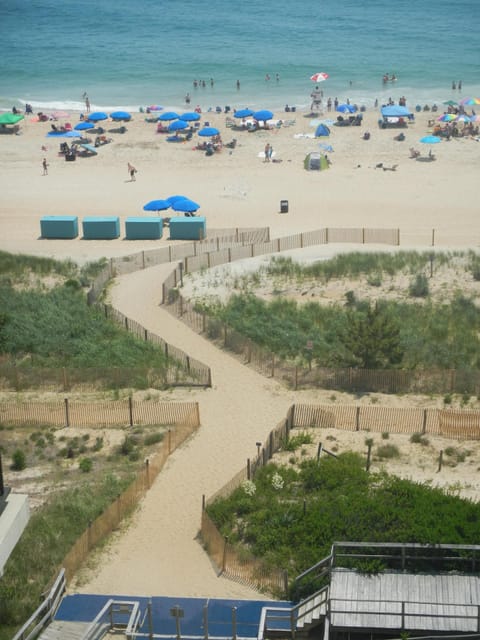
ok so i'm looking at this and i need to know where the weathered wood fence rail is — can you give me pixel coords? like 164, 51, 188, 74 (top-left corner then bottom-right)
0, 399, 200, 429
200, 403, 480, 595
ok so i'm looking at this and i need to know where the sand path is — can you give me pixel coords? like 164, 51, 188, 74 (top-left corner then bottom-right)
75, 263, 306, 598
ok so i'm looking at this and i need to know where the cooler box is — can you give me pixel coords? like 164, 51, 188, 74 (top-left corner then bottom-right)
125, 217, 163, 240
40, 216, 79, 239
169, 216, 206, 240
82, 216, 120, 239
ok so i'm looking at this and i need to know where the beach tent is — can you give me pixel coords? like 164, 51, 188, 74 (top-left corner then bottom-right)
380, 105, 413, 118
304, 152, 329, 171
315, 124, 330, 137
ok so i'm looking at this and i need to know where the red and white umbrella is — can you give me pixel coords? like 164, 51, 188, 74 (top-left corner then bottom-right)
310, 72, 329, 82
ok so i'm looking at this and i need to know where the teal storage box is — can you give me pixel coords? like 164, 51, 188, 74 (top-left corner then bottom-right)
169, 216, 206, 240
125, 217, 163, 240
82, 216, 120, 239
40, 215, 78, 239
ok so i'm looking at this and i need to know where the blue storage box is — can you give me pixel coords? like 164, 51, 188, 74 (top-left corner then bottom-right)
40, 216, 78, 239
125, 217, 163, 240
169, 216, 206, 240
82, 216, 120, 239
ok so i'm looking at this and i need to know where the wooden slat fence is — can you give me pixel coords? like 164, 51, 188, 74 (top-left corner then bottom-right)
0, 399, 200, 429
61, 416, 199, 583
200, 401, 480, 596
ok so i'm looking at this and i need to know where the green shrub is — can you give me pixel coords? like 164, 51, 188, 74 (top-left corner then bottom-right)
410, 432, 429, 446
376, 444, 400, 459
79, 457, 93, 473
92, 437, 104, 452
409, 273, 429, 298
144, 432, 164, 446
381, 432, 390, 440
281, 432, 313, 452
11, 449, 26, 471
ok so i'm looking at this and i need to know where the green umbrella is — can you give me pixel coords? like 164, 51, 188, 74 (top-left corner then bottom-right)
0, 113, 24, 125
442, 100, 457, 107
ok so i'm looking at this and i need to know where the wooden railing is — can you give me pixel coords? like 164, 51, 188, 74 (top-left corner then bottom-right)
11, 569, 66, 640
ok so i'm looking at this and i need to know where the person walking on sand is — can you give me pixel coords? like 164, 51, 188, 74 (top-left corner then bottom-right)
42, 158, 48, 175
128, 162, 137, 181
264, 143, 271, 162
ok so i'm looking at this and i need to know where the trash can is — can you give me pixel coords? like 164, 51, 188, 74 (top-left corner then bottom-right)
280, 200, 289, 213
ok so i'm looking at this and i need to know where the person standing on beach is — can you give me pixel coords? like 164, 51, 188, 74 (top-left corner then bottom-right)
42, 158, 48, 175
85, 95, 90, 113
264, 143, 271, 162
128, 162, 137, 181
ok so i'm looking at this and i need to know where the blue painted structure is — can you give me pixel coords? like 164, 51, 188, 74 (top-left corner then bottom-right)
82, 216, 120, 239
40, 216, 79, 239
54, 594, 293, 638
125, 216, 163, 240
169, 216, 206, 241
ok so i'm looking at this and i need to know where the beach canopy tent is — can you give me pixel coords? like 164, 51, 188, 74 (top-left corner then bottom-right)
304, 152, 329, 171
315, 124, 330, 137
0, 113, 24, 125
379, 104, 414, 128
380, 105, 413, 119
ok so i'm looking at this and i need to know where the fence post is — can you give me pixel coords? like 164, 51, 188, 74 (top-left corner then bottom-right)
317, 442, 323, 462
247, 458, 251, 481
202, 494, 206, 512
366, 442, 372, 471
142, 251, 145, 270
144, 329, 148, 341
222, 537, 228, 573
269, 432, 274, 458
438, 449, 443, 472
422, 409, 427, 434
432, 228, 435, 247
223, 324, 227, 347
168, 429, 172, 454
186, 356, 191, 373
145, 459, 150, 489
271, 354, 275, 378
397, 228, 400, 246
207, 367, 212, 388
64, 398, 70, 428
326, 228, 329, 244
128, 396, 134, 427
355, 406, 360, 431
294, 366, 298, 390
362, 228, 365, 244
283, 570, 289, 597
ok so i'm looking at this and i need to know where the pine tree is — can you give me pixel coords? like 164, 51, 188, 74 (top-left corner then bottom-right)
343, 303, 404, 369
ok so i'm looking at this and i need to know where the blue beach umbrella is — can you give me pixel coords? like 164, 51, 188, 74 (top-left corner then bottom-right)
180, 112, 201, 122
168, 119, 189, 132
110, 110, 131, 121
337, 104, 356, 114
234, 108, 254, 119
420, 135, 441, 144
143, 199, 171, 212
87, 111, 108, 122
166, 195, 188, 205
253, 109, 273, 122
74, 121, 94, 131
171, 198, 200, 213
198, 126, 220, 137
158, 111, 180, 121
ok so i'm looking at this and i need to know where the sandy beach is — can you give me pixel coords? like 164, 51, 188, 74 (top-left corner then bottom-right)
2, 104, 480, 599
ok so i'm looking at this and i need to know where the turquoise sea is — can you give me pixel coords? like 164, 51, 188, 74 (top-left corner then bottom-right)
0, 0, 479, 114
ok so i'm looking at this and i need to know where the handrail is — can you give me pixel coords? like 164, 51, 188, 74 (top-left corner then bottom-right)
12, 569, 66, 640
79, 599, 141, 640
293, 552, 332, 584
258, 586, 329, 640
329, 597, 480, 630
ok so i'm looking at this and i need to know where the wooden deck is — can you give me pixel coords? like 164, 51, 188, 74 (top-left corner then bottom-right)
329, 568, 480, 632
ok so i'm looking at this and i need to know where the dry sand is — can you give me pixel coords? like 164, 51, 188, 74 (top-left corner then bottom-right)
1, 106, 480, 599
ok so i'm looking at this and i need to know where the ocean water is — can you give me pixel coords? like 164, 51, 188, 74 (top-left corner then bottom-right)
0, 0, 479, 114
